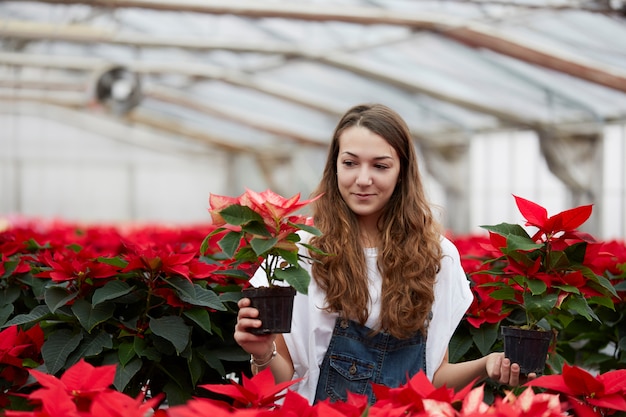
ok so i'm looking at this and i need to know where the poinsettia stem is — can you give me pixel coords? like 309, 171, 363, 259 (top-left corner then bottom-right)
263, 255, 279, 286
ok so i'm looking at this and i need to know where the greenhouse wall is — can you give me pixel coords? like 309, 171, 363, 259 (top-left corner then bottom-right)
1, 111, 625, 240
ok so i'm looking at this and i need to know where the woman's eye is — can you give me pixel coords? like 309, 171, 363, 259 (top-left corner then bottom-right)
342, 160, 355, 167
375, 164, 388, 170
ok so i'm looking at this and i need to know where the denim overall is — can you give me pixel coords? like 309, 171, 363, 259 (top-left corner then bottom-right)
314, 317, 426, 404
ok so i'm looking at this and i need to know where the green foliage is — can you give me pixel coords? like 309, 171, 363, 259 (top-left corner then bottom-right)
0, 226, 250, 406
452, 196, 626, 377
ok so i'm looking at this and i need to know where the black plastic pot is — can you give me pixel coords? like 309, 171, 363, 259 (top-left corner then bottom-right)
241, 286, 297, 335
501, 326, 554, 375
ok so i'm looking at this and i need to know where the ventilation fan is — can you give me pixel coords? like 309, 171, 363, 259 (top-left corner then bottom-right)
93, 65, 142, 116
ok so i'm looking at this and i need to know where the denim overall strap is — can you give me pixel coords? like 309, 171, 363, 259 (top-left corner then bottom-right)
314, 317, 426, 404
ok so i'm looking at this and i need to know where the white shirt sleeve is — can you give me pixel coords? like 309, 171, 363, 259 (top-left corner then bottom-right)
426, 237, 474, 380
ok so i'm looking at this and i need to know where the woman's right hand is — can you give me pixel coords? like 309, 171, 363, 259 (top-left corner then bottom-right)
234, 297, 276, 359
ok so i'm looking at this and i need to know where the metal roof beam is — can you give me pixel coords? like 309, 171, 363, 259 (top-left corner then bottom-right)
19, 0, 626, 94
0, 30, 531, 127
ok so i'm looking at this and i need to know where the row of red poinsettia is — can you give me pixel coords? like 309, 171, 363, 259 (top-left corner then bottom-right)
1, 191, 626, 415
2, 351, 626, 417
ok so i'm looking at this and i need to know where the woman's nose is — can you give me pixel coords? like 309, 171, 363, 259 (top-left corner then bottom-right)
356, 169, 372, 186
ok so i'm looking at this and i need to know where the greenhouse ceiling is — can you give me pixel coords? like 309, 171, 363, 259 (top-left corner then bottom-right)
1, 0, 626, 159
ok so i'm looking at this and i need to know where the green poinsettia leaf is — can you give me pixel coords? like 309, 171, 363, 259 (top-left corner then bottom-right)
92, 280, 134, 306
592, 274, 620, 298
45, 286, 78, 313
215, 268, 252, 279
276, 247, 299, 266
197, 346, 226, 375
0, 260, 19, 279
183, 308, 213, 335
563, 295, 599, 322
71, 299, 115, 332
42, 329, 83, 375
250, 237, 278, 256
114, 357, 143, 392
273, 265, 309, 294
188, 354, 204, 386
200, 227, 226, 255
163, 379, 192, 407
552, 284, 580, 294
301, 242, 329, 256
133, 337, 161, 361
234, 246, 261, 264
563, 241, 587, 264
588, 294, 615, 309
17, 274, 47, 298
218, 230, 244, 258
242, 220, 272, 238
290, 222, 322, 236
167, 277, 226, 311
24, 238, 49, 251
149, 316, 191, 354
470, 323, 499, 356
220, 205, 263, 225
0, 283, 21, 306
524, 292, 557, 324
526, 279, 547, 295
66, 331, 113, 367
96, 256, 128, 268
505, 234, 543, 252
448, 332, 475, 363
0, 304, 13, 327
219, 291, 243, 304
3, 305, 51, 328
488, 287, 517, 301
481, 223, 529, 238
118, 341, 136, 367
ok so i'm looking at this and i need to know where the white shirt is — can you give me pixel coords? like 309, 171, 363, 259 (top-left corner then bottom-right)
252, 234, 473, 404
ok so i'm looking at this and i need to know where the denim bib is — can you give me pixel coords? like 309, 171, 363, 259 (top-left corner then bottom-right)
314, 317, 426, 404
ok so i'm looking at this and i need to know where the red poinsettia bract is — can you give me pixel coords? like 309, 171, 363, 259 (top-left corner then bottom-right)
0, 324, 44, 407
514, 195, 594, 243
528, 363, 626, 417
198, 368, 301, 409
4, 359, 162, 417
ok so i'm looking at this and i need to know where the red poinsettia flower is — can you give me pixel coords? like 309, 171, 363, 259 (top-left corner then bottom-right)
315, 392, 370, 417
9, 359, 115, 416
35, 247, 120, 284
241, 189, 320, 230
166, 397, 259, 417
205, 189, 323, 294
466, 295, 510, 328
6, 359, 162, 417
208, 193, 243, 227
0, 324, 44, 392
89, 390, 164, 417
199, 368, 301, 409
279, 390, 320, 417
492, 385, 564, 417
528, 363, 626, 416
122, 242, 198, 281
514, 195, 593, 242
371, 370, 475, 413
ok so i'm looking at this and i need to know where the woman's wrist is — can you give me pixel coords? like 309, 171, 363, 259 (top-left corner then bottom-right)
250, 341, 277, 368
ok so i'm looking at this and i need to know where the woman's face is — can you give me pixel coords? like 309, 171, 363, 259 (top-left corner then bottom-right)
336, 126, 401, 223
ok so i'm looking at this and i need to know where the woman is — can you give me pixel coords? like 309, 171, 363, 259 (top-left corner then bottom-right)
234, 103, 529, 404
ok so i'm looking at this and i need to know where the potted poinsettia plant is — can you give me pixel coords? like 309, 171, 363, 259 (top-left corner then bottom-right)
201, 189, 324, 335
472, 195, 618, 375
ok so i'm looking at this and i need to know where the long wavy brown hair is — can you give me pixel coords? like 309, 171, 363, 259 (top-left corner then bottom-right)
309, 103, 443, 339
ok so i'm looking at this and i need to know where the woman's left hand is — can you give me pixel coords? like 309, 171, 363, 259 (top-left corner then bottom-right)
486, 352, 536, 386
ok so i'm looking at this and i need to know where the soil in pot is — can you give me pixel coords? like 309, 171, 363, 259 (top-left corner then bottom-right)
242, 286, 297, 335
501, 326, 554, 375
